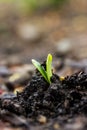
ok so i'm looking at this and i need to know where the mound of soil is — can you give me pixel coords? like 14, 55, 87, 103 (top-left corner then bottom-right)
0, 62, 87, 122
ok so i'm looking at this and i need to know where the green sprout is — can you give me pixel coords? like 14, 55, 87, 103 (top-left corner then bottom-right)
32, 54, 52, 84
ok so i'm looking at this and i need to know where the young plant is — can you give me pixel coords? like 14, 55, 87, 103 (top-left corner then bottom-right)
32, 54, 52, 84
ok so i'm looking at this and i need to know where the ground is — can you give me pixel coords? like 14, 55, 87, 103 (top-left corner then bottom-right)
0, 2, 87, 130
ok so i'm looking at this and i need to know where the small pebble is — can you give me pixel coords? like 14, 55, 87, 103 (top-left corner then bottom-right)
37, 115, 47, 124
11, 64, 34, 74
0, 93, 16, 99
53, 123, 60, 129
6, 72, 31, 89
14, 87, 24, 94
16, 23, 44, 42
0, 66, 12, 77
56, 38, 72, 55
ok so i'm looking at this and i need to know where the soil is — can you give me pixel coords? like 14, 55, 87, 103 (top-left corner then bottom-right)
0, 62, 87, 130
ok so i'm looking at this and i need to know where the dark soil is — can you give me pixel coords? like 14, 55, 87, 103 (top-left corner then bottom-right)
0, 62, 87, 129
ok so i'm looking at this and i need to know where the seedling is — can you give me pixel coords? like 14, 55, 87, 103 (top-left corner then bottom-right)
32, 54, 52, 84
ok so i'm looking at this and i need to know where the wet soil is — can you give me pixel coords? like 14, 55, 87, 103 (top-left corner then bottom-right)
0, 62, 87, 130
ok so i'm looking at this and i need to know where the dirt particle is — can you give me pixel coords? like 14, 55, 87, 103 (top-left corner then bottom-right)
53, 123, 60, 129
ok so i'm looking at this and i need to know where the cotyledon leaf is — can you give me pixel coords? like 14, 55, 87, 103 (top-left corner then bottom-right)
32, 59, 48, 82
46, 54, 52, 84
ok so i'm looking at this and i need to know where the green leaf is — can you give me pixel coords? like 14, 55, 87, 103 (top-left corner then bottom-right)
32, 59, 48, 82
46, 54, 52, 84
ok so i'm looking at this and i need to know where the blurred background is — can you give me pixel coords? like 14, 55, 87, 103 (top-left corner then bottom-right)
0, 0, 87, 63
0, 1, 87, 129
